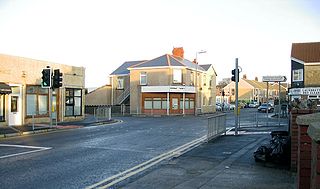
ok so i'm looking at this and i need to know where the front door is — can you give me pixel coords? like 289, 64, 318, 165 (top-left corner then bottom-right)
8, 85, 22, 126
171, 97, 180, 114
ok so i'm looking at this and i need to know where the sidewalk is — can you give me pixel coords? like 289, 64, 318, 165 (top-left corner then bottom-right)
0, 115, 116, 138
120, 125, 295, 189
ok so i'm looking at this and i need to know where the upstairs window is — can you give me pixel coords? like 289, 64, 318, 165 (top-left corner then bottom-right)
173, 69, 182, 83
140, 72, 147, 85
293, 69, 303, 82
117, 78, 124, 89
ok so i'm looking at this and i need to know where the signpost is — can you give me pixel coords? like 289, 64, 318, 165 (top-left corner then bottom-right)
262, 75, 287, 127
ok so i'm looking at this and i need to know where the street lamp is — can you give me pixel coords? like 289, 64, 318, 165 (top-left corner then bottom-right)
195, 50, 207, 114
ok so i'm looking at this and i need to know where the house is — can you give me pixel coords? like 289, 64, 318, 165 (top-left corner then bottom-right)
222, 75, 287, 104
289, 42, 320, 100
0, 54, 85, 126
86, 47, 217, 115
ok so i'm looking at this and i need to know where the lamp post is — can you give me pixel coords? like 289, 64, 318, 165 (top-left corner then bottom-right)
195, 50, 207, 115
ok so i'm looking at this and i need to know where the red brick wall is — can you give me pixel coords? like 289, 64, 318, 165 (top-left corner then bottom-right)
298, 124, 312, 189
310, 140, 320, 189
291, 109, 316, 171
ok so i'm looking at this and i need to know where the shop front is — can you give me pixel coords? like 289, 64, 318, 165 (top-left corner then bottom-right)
141, 86, 196, 115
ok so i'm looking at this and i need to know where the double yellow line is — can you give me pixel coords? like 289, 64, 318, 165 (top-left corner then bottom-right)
86, 135, 207, 189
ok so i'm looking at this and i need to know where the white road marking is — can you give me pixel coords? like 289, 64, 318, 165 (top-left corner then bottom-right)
0, 144, 52, 159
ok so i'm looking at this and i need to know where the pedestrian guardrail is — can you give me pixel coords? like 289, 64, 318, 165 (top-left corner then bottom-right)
207, 113, 227, 141
94, 106, 112, 121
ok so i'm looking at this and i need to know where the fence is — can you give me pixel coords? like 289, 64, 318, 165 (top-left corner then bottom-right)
207, 113, 227, 141
92, 106, 112, 121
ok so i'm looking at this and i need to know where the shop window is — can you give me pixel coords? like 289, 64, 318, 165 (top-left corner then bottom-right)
190, 99, 194, 109
153, 98, 162, 109
173, 69, 182, 83
144, 97, 168, 110
65, 88, 82, 116
140, 72, 147, 85
0, 95, 4, 121
144, 98, 152, 109
26, 85, 48, 116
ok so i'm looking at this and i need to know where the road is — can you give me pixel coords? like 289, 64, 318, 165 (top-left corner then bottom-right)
0, 109, 288, 188
0, 116, 208, 189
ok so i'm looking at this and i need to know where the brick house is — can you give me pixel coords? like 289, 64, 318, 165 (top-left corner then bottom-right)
289, 42, 320, 101
0, 54, 86, 126
86, 47, 217, 115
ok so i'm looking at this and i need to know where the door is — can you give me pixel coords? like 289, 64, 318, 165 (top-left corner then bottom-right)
171, 97, 180, 114
8, 85, 22, 126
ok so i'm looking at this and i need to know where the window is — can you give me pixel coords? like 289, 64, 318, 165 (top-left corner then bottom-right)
140, 72, 147, 85
203, 75, 207, 86
26, 86, 48, 116
0, 95, 4, 121
173, 69, 182, 83
117, 78, 124, 89
203, 97, 206, 106
209, 76, 213, 87
144, 97, 168, 110
190, 72, 194, 85
293, 69, 303, 82
65, 88, 82, 116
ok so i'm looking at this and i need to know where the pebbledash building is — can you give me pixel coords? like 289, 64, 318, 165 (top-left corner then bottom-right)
0, 54, 85, 127
289, 42, 320, 103
86, 47, 217, 115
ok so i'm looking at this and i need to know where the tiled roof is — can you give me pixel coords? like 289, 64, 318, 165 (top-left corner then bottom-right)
199, 64, 211, 71
110, 61, 145, 75
291, 42, 320, 63
130, 54, 206, 71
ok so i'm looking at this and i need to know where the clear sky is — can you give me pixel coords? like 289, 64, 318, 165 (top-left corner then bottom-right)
0, 0, 319, 88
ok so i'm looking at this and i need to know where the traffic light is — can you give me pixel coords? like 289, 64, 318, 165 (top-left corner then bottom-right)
53, 69, 63, 88
41, 68, 51, 88
231, 69, 239, 82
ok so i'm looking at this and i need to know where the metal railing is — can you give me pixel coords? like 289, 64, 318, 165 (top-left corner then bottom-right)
116, 87, 130, 105
207, 113, 227, 141
93, 106, 112, 121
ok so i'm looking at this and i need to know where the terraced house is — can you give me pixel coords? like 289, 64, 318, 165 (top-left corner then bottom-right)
222, 75, 287, 104
0, 54, 85, 127
86, 48, 217, 115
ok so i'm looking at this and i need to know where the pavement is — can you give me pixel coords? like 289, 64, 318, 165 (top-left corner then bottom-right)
0, 115, 116, 138
119, 125, 295, 189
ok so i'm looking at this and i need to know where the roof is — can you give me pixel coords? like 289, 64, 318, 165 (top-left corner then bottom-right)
110, 61, 146, 75
129, 54, 206, 71
291, 42, 320, 63
199, 64, 211, 71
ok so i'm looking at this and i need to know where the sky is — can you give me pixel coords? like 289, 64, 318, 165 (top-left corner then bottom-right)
0, 0, 319, 88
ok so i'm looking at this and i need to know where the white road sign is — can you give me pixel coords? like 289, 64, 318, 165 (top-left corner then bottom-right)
262, 76, 287, 82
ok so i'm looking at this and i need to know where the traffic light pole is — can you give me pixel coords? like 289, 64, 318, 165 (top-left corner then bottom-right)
235, 58, 239, 135
49, 87, 53, 128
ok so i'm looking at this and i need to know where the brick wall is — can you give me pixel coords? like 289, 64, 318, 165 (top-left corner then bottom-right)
291, 109, 316, 171
298, 124, 312, 189
308, 122, 320, 189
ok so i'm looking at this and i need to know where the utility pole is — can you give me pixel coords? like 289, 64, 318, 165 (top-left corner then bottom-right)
235, 58, 239, 135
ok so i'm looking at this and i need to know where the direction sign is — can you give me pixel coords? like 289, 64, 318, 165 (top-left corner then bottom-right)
262, 76, 287, 82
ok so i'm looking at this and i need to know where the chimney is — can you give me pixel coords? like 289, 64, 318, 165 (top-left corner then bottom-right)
255, 77, 258, 81
243, 74, 247, 79
172, 47, 184, 59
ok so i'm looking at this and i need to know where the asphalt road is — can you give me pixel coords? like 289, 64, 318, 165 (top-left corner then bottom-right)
0, 116, 208, 189
0, 109, 288, 189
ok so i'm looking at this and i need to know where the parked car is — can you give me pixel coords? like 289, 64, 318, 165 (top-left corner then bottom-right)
229, 104, 235, 110
258, 103, 274, 112
249, 102, 259, 108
